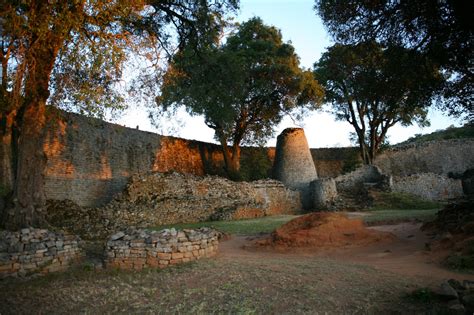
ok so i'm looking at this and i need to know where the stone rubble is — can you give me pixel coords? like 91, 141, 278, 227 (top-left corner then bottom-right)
0, 228, 83, 278
105, 227, 219, 270
430, 279, 474, 314
47, 172, 301, 240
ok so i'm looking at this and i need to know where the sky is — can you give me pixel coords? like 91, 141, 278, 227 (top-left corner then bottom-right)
116, 0, 463, 148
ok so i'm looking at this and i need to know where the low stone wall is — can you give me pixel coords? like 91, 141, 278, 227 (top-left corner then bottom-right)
392, 173, 464, 201
334, 165, 388, 193
0, 228, 83, 278
105, 228, 218, 270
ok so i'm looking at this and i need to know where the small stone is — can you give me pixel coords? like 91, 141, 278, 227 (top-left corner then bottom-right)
463, 280, 474, 290
110, 232, 125, 241
435, 281, 459, 300
447, 303, 465, 315
447, 279, 464, 292
20, 228, 30, 235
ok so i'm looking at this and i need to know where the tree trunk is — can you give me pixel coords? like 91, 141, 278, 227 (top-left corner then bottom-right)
2, 36, 60, 229
3, 103, 47, 229
219, 138, 241, 180
0, 111, 16, 217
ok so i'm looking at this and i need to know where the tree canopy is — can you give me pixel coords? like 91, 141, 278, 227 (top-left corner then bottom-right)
315, 0, 473, 120
314, 42, 444, 164
157, 17, 324, 178
0, 0, 238, 229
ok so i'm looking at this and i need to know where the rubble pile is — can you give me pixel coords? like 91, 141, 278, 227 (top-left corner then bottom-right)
47, 172, 301, 239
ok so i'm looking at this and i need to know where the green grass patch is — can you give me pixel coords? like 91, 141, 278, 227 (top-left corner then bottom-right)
371, 192, 442, 210
363, 209, 439, 225
150, 215, 299, 235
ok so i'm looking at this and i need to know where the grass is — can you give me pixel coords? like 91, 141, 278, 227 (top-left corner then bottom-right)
150, 215, 298, 235
0, 253, 431, 314
363, 209, 439, 225
370, 192, 442, 210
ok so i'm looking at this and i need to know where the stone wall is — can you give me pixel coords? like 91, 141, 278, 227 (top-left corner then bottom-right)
106, 228, 218, 270
43, 111, 227, 207
36, 111, 474, 207
392, 173, 464, 200
375, 140, 474, 176
0, 228, 83, 278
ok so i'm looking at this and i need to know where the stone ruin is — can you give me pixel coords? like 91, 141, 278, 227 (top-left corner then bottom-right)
273, 128, 318, 209
271, 127, 396, 210
106, 227, 219, 271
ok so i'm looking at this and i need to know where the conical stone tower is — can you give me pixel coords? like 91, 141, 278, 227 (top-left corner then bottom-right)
272, 128, 318, 209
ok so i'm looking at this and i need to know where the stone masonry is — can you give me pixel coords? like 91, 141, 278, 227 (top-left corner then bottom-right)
0, 228, 83, 278
272, 128, 318, 209
106, 227, 219, 270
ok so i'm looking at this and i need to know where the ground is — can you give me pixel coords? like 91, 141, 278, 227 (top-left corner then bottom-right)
0, 212, 472, 314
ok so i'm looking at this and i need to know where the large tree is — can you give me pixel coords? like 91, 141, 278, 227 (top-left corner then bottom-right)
157, 17, 324, 179
315, 0, 473, 119
0, 0, 238, 230
314, 42, 444, 164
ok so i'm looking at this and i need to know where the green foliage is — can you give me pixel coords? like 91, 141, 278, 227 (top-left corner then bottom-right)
400, 123, 474, 145
157, 17, 324, 175
370, 192, 442, 210
315, 0, 473, 119
239, 147, 273, 181
151, 215, 298, 235
314, 42, 443, 164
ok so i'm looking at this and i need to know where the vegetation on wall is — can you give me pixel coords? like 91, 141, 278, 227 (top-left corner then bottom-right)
400, 123, 474, 145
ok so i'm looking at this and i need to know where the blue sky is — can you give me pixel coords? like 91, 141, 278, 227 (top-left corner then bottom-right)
117, 0, 463, 148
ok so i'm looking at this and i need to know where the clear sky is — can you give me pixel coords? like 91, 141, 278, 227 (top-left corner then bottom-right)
117, 0, 463, 148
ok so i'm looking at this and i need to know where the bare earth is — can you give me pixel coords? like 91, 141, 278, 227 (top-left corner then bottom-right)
1, 221, 473, 314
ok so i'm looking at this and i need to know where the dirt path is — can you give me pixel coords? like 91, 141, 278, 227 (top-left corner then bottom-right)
218, 222, 474, 282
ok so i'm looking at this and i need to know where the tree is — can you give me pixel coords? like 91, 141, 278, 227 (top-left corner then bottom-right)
157, 17, 324, 179
315, 0, 473, 119
314, 42, 444, 164
0, 0, 238, 230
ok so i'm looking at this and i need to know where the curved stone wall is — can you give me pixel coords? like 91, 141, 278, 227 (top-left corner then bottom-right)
105, 228, 219, 270
0, 229, 83, 278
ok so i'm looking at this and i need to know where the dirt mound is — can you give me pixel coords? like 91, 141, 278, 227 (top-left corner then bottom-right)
257, 212, 393, 249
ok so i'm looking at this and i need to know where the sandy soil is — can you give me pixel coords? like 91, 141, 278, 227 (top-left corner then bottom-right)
219, 221, 474, 282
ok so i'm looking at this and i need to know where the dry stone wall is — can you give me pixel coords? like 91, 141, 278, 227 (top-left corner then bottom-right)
0, 228, 83, 278
32, 110, 474, 207
106, 227, 218, 270
392, 173, 464, 200
375, 140, 474, 176
273, 128, 318, 209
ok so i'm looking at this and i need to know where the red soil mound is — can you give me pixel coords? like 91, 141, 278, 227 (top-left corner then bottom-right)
258, 212, 393, 249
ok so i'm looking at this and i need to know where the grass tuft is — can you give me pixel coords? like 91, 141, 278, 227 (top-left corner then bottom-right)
370, 192, 442, 210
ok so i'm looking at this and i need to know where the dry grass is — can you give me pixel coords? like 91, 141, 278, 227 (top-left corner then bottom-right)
0, 253, 435, 314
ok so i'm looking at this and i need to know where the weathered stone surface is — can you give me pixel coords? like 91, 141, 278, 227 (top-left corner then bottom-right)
310, 178, 338, 210
0, 228, 83, 279
47, 173, 301, 239
106, 227, 219, 270
272, 128, 317, 209
392, 173, 463, 201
